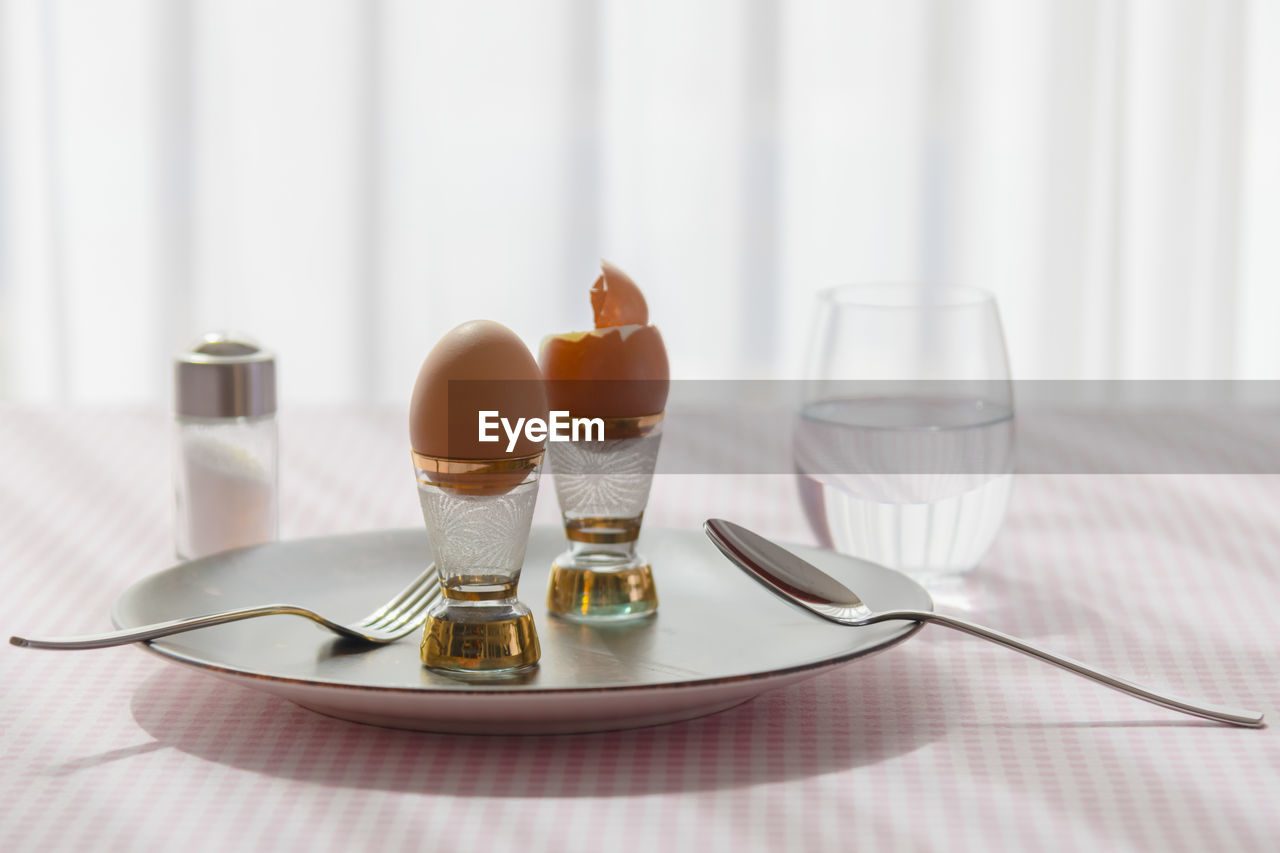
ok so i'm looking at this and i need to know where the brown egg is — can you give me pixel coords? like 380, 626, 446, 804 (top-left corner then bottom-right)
410, 320, 548, 494
541, 261, 669, 420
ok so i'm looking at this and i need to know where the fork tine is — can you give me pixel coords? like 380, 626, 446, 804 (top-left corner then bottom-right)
359, 565, 438, 626
361, 573, 440, 631
375, 586, 441, 632
366, 580, 440, 631
362, 595, 433, 632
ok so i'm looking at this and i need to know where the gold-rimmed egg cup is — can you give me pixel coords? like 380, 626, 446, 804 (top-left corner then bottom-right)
546, 412, 663, 622
414, 450, 544, 673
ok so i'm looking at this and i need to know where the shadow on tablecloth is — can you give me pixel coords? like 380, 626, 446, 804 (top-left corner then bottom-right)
120, 658, 956, 795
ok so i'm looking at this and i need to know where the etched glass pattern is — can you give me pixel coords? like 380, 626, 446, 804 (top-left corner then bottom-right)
549, 431, 662, 522
416, 477, 539, 586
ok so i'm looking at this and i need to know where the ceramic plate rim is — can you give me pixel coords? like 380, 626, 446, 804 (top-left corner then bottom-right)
111, 527, 933, 698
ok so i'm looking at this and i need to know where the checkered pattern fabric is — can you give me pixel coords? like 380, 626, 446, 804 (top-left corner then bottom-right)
2, 410, 1276, 851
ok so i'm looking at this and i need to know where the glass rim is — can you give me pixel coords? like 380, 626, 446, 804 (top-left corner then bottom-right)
816, 283, 997, 309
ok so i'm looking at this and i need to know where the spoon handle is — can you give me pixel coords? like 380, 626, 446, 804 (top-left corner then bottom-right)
866, 609, 1265, 728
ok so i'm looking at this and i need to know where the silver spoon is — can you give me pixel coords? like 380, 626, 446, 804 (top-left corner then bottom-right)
704, 519, 1265, 728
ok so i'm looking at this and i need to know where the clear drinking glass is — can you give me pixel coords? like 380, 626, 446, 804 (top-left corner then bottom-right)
794, 284, 1014, 580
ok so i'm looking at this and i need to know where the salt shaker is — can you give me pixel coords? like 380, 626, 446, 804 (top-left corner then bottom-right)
173, 333, 278, 560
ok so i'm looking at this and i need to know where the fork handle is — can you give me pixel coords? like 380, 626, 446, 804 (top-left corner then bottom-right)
9, 605, 324, 650
863, 609, 1266, 728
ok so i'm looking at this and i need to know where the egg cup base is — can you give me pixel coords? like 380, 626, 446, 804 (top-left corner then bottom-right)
420, 601, 541, 672
546, 556, 658, 623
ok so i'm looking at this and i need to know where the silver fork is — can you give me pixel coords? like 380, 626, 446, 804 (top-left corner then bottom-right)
10, 564, 441, 650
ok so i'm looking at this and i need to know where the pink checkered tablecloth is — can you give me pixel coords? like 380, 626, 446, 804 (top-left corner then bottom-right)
2, 409, 1277, 851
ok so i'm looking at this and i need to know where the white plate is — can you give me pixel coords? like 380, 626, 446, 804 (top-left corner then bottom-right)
113, 526, 931, 734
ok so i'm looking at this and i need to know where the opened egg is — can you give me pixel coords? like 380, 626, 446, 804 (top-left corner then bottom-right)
540, 261, 669, 419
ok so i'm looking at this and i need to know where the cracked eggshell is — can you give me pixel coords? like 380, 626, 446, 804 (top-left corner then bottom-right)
541, 261, 669, 419
591, 259, 649, 328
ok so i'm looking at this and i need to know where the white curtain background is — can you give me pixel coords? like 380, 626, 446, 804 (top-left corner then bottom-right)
2, 0, 1278, 404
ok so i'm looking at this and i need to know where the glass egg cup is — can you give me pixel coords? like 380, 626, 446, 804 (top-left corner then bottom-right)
413, 451, 544, 673
546, 414, 663, 622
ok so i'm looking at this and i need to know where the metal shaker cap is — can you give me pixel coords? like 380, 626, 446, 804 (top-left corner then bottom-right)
175, 332, 277, 418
